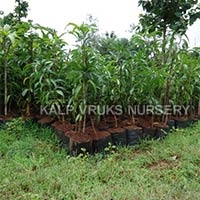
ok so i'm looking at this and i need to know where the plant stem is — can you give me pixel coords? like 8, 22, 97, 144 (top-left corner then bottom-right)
3, 39, 11, 116
90, 116, 97, 135
4, 58, 8, 116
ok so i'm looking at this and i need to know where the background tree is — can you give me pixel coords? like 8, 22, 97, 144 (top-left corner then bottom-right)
138, 0, 200, 61
138, 0, 200, 34
2, 0, 29, 25
138, 0, 200, 124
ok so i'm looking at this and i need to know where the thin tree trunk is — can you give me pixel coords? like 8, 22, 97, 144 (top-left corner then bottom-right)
163, 79, 170, 124
90, 116, 97, 135
82, 80, 86, 134
162, 21, 169, 125
82, 49, 86, 134
162, 22, 167, 65
4, 58, 8, 116
82, 46, 87, 134
3, 40, 10, 116
25, 37, 34, 116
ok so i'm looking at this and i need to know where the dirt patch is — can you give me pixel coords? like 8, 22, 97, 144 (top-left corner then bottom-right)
66, 131, 92, 143
147, 158, 179, 170
51, 120, 74, 132
0, 115, 13, 121
138, 116, 153, 128
37, 116, 55, 125
153, 122, 169, 129
125, 125, 142, 132
108, 127, 126, 134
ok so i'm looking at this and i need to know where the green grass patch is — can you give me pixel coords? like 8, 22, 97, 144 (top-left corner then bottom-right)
0, 119, 200, 200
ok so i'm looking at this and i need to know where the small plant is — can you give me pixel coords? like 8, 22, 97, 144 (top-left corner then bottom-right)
78, 147, 90, 159
104, 142, 117, 154
5, 117, 25, 135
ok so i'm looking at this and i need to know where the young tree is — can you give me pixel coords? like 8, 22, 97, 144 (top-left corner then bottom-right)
0, 0, 29, 116
67, 22, 100, 133
0, 25, 15, 116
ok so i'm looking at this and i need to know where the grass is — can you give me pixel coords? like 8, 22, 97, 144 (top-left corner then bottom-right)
0, 118, 200, 200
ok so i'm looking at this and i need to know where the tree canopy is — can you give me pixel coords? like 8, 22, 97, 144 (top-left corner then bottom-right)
138, 0, 200, 34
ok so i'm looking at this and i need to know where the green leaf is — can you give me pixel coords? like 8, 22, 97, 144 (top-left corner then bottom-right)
22, 88, 29, 97
56, 90, 64, 97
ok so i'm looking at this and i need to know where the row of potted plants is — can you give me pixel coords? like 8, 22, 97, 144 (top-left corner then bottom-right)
31, 112, 200, 155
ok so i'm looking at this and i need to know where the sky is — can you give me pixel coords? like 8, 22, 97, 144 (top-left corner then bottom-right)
1, 0, 200, 47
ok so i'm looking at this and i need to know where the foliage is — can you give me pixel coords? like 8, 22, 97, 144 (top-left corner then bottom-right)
28, 25, 67, 112
137, 0, 200, 122
171, 48, 200, 114
0, 24, 16, 115
138, 0, 200, 34
0, 4, 68, 117
2, 0, 29, 25
0, 0, 200, 128
67, 22, 101, 132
